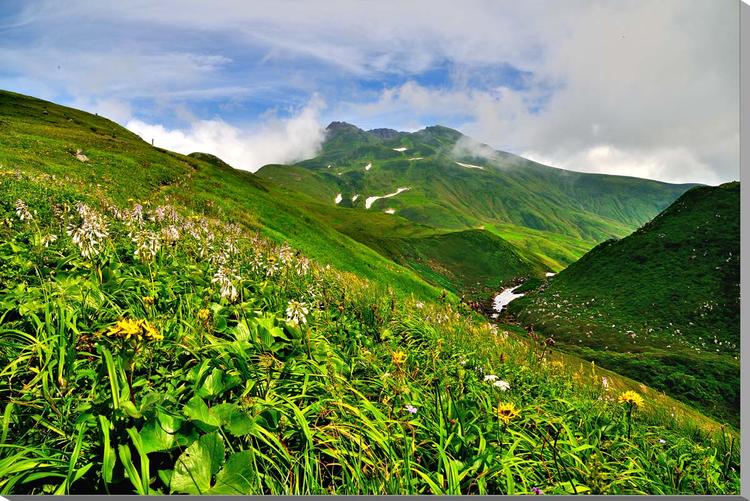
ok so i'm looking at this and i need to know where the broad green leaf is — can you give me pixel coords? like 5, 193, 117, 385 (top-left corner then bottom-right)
183, 396, 220, 431
170, 432, 225, 494
207, 450, 255, 495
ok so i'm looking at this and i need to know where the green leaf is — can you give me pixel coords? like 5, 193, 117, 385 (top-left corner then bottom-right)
184, 396, 220, 432
207, 450, 256, 495
140, 411, 184, 454
197, 368, 225, 399
211, 404, 257, 437
98, 415, 116, 485
170, 432, 225, 494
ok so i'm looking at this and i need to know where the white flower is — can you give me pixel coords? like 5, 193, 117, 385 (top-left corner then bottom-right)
286, 300, 309, 326
658, 438, 666, 444
601, 376, 609, 389
66, 202, 109, 259
41, 234, 58, 247
132, 230, 161, 261
212, 266, 240, 302
415, 302, 424, 309
493, 380, 511, 391
483, 374, 499, 382
15, 199, 32, 222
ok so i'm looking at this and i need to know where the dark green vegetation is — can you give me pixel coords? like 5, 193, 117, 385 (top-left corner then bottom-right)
0, 91, 739, 495
258, 121, 696, 285
509, 183, 740, 426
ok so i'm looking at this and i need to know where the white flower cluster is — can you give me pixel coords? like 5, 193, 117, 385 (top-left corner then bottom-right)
66, 202, 109, 259
15, 199, 32, 222
211, 266, 241, 303
286, 299, 309, 326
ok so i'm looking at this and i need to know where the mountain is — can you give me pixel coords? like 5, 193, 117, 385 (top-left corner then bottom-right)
0, 90, 738, 495
0, 90, 444, 301
509, 183, 740, 425
257, 121, 697, 276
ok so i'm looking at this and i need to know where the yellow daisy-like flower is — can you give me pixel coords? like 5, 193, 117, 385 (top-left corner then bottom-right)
392, 350, 407, 366
496, 401, 520, 424
103, 319, 162, 342
618, 390, 644, 408
197, 308, 212, 322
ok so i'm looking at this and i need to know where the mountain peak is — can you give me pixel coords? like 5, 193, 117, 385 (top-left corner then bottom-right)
325, 121, 362, 133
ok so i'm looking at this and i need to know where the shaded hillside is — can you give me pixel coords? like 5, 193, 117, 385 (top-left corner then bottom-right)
509, 183, 740, 426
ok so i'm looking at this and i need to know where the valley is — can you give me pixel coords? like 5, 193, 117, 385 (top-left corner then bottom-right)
0, 90, 740, 495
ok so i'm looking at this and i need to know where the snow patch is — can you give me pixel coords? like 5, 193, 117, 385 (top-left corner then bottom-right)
327, 164, 331, 168
393, 147, 408, 152
384, 208, 396, 214
408, 157, 423, 161
365, 162, 372, 171
334, 193, 343, 204
352, 194, 359, 202
365, 187, 410, 209
545, 272, 556, 277
456, 161, 484, 170
493, 286, 525, 313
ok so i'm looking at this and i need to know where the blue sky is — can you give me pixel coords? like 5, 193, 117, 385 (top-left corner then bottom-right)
0, 0, 739, 184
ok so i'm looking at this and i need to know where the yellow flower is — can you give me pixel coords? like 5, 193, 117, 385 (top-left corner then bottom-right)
103, 318, 162, 342
198, 308, 212, 322
496, 401, 520, 424
392, 350, 407, 366
143, 295, 156, 306
618, 390, 644, 408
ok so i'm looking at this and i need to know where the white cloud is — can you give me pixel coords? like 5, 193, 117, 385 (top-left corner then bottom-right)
1, 0, 739, 184
126, 97, 326, 172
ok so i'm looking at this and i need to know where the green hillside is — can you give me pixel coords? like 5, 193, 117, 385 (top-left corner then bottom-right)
0, 90, 442, 302
509, 183, 740, 426
258, 121, 696, 261
0, 90, 739, 495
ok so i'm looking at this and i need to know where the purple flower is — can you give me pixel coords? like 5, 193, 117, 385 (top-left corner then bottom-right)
531, 486, 543, 495
405, 404, 418, 414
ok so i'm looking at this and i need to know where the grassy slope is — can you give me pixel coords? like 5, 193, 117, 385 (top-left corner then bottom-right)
0, 90, 442, 301
509, 183, 740, 426
258, 123, 696, 258
0, 90, 739, 495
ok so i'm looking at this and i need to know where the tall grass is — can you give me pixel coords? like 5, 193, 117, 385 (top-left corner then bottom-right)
0, 172, 740, 495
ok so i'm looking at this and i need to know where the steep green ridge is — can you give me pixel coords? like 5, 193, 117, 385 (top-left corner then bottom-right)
0, 90, 442, 301
509, 183, 740, 426
0, 90, 739, 495
257, 183, 549, 297
258, 122, 696, 259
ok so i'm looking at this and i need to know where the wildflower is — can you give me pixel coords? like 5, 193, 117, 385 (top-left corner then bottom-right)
41, 234, 58, 247
103, 318, 163, 342
392, 350, 407, 366
617, 390, 644, 408
531, 486, 543, 495
160, 225, 180, 244
198, 308, 212, 323
496, 401, 520, 424
132, 229, 161, 262
415, 302, 424, 309
66, 202, 109, 259
601, 376, 609, 390
483, 374, 499, 382
404, 404, 418, 414
15, 199, 32, 222
212, 266, 240, 302
286, 300, 309, 326
493, 380, 511, 391
658, 438, 666, 444
142, 295, 156, 306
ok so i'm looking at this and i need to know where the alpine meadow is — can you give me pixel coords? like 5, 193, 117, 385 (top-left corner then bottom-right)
0, 0, 741, 497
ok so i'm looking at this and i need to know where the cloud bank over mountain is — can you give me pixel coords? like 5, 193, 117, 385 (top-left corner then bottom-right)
0, 0, 738, 182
